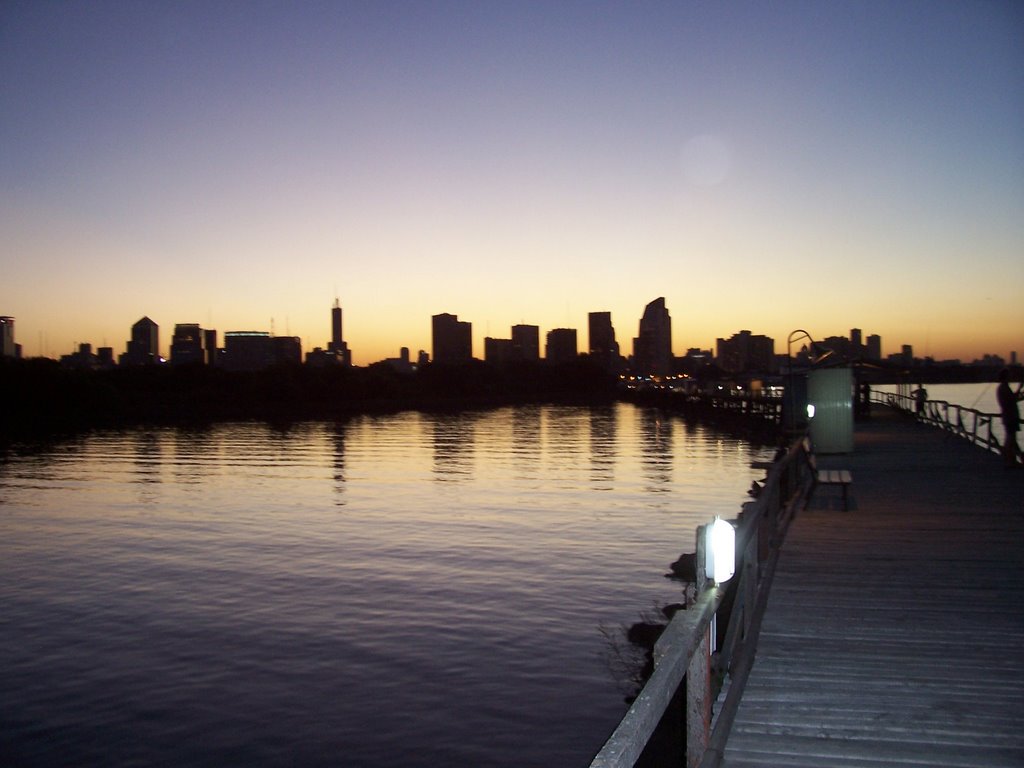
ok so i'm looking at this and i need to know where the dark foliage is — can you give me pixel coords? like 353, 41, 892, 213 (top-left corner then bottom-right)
0, 357, 618, 439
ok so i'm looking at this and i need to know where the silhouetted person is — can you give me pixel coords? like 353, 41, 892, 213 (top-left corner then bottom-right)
996, 369, 1023, 468
913, 384, 927, 420
860, 382, 871, 421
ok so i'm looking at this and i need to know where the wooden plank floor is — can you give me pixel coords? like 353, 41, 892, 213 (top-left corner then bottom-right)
723, 406, 1024, 768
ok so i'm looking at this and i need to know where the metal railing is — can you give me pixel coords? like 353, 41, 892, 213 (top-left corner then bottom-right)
877, 391, 1003, 456
588, 438, 813, 768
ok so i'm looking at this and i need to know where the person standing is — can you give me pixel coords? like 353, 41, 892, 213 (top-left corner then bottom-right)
913, 384, 928, 420
997, 369, 1024, 468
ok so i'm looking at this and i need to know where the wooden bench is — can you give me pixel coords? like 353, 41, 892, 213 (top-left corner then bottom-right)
802, 438, 853, 511
809, 468, 853, 511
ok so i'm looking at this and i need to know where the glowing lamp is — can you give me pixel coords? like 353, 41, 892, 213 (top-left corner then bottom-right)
806, 403, 816, 419
705, 517, 736, 583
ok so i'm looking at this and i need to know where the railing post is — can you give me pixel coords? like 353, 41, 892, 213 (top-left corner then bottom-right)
686, 625, 711, 767
687, 525, 711, 767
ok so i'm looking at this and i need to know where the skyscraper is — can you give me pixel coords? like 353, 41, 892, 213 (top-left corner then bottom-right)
545, 328, 578, 364
588, 311, 620, 371
122, 316, 159, 365
511, 324, 540, 362
0, 316, 15, 358
432, 313, 472, 363
866, 334, 882, 361
328, 298, 351, 366
632, 297, 673, 375
170, 323, 207, 365
716, 330, 775, 373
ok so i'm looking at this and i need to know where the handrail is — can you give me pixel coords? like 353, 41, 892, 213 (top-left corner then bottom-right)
588, 438, 812, 768
876, 391, 1003, 456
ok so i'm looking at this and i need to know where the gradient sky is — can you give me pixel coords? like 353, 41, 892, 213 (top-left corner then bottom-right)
3, 1, 1022, 364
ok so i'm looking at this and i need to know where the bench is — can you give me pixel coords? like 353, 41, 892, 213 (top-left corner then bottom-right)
809, 468, 853, 511
802, 438, 853, 511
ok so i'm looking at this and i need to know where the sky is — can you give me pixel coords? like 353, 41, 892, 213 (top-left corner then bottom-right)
2, 1, 1022, 365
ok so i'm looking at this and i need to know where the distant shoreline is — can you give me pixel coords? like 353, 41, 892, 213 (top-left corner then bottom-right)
2, 357, 1015, 443
0, 358, 618, 441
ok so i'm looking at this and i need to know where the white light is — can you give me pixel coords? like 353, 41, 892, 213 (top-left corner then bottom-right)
705, 517, 736, 583
806, 404, 816, 419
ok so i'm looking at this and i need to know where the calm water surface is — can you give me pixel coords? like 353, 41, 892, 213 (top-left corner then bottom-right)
1, 403, 773, 767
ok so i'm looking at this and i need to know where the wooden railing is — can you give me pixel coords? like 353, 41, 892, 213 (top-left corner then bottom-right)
877, 391, 1003, 455
588, 438, 813, 768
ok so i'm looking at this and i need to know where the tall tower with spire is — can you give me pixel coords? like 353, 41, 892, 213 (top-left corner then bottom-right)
328, 298, 351, 365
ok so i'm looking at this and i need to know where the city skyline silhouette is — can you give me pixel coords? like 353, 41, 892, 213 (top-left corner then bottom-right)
2, 296, 1016, 371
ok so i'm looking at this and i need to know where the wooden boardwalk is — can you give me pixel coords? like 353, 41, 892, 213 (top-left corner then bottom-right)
722, 406, 1024, 768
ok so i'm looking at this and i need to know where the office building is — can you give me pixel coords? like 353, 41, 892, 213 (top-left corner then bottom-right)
484, 337, 514, 364
545, 328, 578, 364
272, 336, 302, 366
204, 330, 218, 365
866, 334, 882, 361
223, 331, 274, 371
1, 316, 16, 358
170, 324, 208, 366
632, 297, 673, 375
589, 311, 621, 371
432, 313, 472, 363
511, 324, 540, 362
716, 330, 775, 374
122, 316, 159, 365
61, 343, 99, 370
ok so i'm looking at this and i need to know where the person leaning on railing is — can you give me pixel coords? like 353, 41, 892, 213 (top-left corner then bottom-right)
997, 368, 1024, 469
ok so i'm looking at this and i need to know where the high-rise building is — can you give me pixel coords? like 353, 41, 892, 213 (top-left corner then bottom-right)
1, 316, 15, 358
545, 328, 578, 364
511, 324, 540, 362
484, 337, 514, 364
850, 328, 862, 353
432, 313, 472, 363
223, 331, 274, 371
632, 297, 673, 375
170, 323, 207, 365
122, 316, 159, 365
866, 334, 882, 361
588, 311, 621, 371
328, 298, 351, 366
716, 330, 775, 373
272, 336, 302, 366
204, 329, 218, 366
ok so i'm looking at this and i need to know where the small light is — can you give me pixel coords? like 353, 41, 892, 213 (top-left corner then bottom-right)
806, 404, 816, 419
705, 516, 736, 583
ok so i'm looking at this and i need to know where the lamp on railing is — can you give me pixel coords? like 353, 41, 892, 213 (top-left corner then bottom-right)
705, 516, 736, 583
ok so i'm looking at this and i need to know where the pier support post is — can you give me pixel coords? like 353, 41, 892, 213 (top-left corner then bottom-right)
685, 625, 711, 767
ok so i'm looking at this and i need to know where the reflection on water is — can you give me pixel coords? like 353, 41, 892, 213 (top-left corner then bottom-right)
639, 409, 674, 493
589, 405, 618, 490
430, 411, 477, 481
329, 422, 346, 504
0, 403, 772, 768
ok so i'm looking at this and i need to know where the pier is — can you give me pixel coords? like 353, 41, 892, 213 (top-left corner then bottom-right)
590, 401, 1024, 767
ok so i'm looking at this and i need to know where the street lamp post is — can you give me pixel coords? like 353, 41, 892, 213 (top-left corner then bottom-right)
785, 330, 815, 435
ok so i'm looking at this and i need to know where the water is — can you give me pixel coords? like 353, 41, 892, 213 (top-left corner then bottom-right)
875, 381, 1000, 415
0, 403, 773, 767
875, 381, 1008, 443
